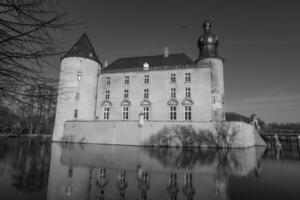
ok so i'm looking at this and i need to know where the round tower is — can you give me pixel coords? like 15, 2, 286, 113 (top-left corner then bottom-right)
196, 21, 225, 121
52, 33, 101, 141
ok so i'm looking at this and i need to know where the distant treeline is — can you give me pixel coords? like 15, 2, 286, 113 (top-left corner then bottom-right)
0, 106, 55, 135
0, 84, 56, 135
225, 112, 265, 127
226, 112, 300, 132
266, 123, 300, 131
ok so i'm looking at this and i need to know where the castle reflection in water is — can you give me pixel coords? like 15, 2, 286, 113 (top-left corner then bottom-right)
47, 144, 264, 200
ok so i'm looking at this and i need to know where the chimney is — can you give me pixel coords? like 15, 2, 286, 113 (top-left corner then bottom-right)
164, 47, 169, 58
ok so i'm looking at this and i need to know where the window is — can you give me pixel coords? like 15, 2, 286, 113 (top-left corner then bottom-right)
144, 75, 149, 84
124, 89, 129, 99
170, 106, 176, 120
105, 77, 111, 86
144, 89, 149, 99
185, 87, 191, 98
143, 107, 150, 120
170, 73, 176, 83
103, 107, 110, 120
171, 88, 176, 98
185, 73, 191, 82
184, 106, 192, 120
124, 76, 129, 84
105, 90, 110, 100
212, 96, 216, 104
77, 71, 82, 81
74, 109, 78, 119
75, 92, 80, 101
122, 107, 129, 120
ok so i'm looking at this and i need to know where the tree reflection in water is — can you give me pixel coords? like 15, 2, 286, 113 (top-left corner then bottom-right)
143, 147, 217, 168
143, 147, 258, 200
0, 138, 51, 193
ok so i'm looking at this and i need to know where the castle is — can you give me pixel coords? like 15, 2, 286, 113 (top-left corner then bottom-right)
52, 21, 264, 148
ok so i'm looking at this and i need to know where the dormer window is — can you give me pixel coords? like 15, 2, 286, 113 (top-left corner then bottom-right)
143, 62, 149, 71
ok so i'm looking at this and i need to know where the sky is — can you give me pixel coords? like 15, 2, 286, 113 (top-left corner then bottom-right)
59, 0, 300, 123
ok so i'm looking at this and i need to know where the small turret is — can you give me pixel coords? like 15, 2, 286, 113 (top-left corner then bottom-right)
197, 21, 223, 61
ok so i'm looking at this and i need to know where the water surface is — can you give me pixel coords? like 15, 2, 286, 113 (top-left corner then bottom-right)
0, 138, 299, 200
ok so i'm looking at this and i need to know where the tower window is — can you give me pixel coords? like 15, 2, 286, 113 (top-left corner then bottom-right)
105, 90, 110, 100
122, 107, 129, 120
170, 74, 176, 83
144, 75, 149, 84
185, 87, 191, 98
75, 92, 80, 101
171, 88, 176, 98
105, 77, 111, 86
185, 73, 191, 82
124, 89, 129, 99
170, 106, 176, 120
77, 71, 82, 81
212, 96, 216, 104
124, 76, 129, 84
143, 106, 150, 120
103, 107, 110, 120
74, 109, 78, 119
184, 106, 192, 120
144, 89, 149, 99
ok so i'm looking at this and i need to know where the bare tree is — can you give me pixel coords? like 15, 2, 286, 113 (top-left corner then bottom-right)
0, 0, 72, 110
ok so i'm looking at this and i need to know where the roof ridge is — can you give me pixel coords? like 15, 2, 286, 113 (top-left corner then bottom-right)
115, 53, 186, 60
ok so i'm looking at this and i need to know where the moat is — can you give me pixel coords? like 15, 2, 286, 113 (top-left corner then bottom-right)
0, 138, 300, 200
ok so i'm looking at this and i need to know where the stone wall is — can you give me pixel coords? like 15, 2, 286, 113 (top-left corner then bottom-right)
62, 121, 264, 148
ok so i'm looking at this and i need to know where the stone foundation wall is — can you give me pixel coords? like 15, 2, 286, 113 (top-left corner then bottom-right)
61, 121, 264, 148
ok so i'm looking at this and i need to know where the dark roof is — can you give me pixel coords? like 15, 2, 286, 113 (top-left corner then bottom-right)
62, 33, 101, 64
103, 53, 194, 72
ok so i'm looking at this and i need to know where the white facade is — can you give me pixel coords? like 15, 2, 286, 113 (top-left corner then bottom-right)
96, 65, 213, 122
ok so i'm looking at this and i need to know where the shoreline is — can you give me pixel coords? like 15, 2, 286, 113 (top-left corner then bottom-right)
0, 133, 52, 138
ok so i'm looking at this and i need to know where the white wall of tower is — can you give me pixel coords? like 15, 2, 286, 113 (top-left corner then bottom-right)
198, 58, 225, 121
52, 57, 100, 141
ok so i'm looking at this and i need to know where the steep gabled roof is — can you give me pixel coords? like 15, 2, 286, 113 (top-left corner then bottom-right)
62, 33, 101, 64
103, 53, 194, 72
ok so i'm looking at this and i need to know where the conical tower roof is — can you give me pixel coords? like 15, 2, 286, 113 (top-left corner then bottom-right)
62, 33, 101, 64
